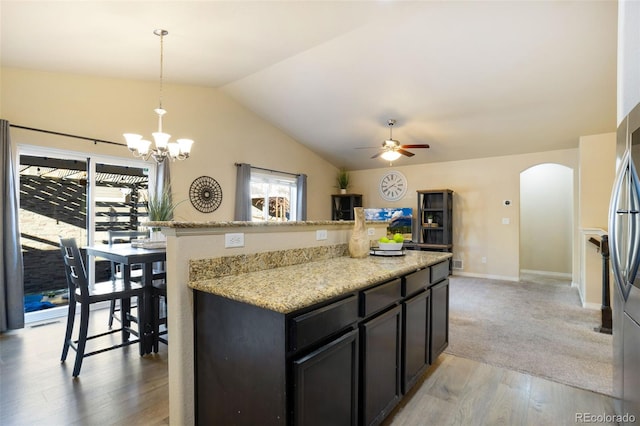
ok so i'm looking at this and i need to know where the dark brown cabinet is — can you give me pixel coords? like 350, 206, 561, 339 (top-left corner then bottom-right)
402, 289, 430, 393
332, 194, 363, 220
430, 278, 449, 363
360, 305, 402, 426
293, 329, 359, 426
416, 190, 453, 250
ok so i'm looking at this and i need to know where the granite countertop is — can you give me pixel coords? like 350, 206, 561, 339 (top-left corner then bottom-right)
144, 220, 376, 228
189, 250, 452, 314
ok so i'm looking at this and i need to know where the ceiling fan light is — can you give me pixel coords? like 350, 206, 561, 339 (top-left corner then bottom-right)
381, 150, 401, 162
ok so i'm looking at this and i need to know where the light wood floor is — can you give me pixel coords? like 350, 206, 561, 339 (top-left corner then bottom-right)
0, 308, 169, 425
385, 355, 617, 426
1, 308, 617, 426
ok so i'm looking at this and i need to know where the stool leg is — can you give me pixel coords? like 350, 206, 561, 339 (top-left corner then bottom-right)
61, 299, 76, 362
153, 292, 160, 353
137, 294, 146, 356
72, 303, 90, 377
108, 300, 116, 328
121, 297, 131, 342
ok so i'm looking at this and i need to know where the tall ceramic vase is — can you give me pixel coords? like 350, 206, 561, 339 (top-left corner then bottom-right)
349, 207, 369, 258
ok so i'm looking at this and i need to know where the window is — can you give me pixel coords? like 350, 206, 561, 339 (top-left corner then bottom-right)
250, 171, 298, 221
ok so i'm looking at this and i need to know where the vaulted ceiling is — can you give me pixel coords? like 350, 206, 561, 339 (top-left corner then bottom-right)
1, 1, 617, 170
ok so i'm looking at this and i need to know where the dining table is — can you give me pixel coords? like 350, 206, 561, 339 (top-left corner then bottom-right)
85, 242, 167, 355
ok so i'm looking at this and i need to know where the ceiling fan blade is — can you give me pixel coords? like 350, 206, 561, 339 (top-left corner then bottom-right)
400, 144, 430, 149
354, 146, 380, 150
371, 151, 383, 159
397, 149, 415, 157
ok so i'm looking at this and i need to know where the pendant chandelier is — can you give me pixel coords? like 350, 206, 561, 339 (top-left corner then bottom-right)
124, 29, 193, 163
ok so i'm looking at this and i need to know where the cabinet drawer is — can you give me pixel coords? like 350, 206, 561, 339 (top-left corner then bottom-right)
404, 268, 429, 297
289, 296, 358, 352
360, 278, 402, 318
430, 260, 449, 284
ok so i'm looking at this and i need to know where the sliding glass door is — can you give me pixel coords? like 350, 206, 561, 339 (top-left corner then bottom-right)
18, 145, 152, 318
19, 154, 88, 312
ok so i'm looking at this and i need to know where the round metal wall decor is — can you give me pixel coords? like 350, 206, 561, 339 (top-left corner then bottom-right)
189, 176, 222, 213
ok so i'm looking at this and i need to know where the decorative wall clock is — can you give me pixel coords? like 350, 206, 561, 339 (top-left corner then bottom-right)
189, 176, 222, 213
379, 171, 408, 201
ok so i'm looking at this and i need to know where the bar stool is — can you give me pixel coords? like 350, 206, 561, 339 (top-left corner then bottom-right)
106, 230, 148, 328
59, 237, 145, 377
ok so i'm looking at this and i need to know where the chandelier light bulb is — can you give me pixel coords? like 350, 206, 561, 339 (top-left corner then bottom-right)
138, 140, 152, 155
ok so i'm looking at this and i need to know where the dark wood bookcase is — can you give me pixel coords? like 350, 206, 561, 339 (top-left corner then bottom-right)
416, 189, 453, 251
331, 194, 362, 220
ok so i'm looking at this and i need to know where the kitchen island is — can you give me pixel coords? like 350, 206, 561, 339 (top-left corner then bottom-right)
190, 250, 451, 426
149, 220, 449, 425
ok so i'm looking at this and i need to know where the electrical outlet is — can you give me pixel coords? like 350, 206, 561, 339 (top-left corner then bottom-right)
481, 256, 487, 264
316, 229, 327, 240
225, 233, 244, 248
502, 218, 510, 225
367, 228, 376, 236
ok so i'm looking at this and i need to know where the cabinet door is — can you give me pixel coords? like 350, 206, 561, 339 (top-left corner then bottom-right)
402, 289, 430, 394
360, 305, 402, 426
430, 279, 449, 363
293, 329, 359, 426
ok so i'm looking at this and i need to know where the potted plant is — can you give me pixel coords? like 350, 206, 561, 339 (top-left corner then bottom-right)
427, 214, 433, 224
336, 168, 350, 194
146, 186, 181, 240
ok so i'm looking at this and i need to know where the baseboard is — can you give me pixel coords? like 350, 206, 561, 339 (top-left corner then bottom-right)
25, 301, 112, 325
451, 271, 519, 282
582, 301, 602, 310
520, 269, 572, 279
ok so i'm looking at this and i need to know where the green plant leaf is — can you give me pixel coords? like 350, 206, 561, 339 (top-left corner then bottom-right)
146, 186, 182, 221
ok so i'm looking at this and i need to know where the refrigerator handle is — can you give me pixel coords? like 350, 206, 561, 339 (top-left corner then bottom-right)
609, 150, 632, 299
627, 158, 640, 287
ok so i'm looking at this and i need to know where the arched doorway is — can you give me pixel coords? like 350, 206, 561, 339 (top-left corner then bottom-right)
519, 163, 573, 278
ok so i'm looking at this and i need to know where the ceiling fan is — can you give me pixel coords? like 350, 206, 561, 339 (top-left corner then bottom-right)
368, 119, 430, 161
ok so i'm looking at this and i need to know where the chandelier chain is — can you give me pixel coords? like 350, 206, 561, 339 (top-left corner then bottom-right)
158, 31, 164, 111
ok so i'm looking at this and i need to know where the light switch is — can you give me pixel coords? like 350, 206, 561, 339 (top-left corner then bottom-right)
225, 233, 244, 248
502, 218, 510, 225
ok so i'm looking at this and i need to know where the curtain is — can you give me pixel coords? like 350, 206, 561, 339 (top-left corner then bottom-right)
296, 173, 307, 221
1, 120, 25, 331
154, 160, 171, 204
234, 163, 252, 221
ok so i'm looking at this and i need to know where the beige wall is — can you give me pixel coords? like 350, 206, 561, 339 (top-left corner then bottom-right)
618, 0, 640, 122
579, 132, 617, 230
350, 149, 579, 281
1, 67, 338, 221
578, 132, 616, 307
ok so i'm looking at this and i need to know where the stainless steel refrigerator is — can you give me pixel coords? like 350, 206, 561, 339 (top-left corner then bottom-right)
610, 101, 640, 424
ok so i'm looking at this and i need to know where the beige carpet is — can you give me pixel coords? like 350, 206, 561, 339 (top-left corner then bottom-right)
445, 274, 614, 396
